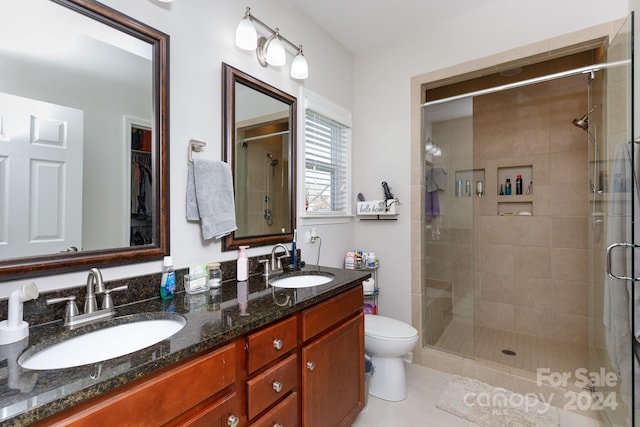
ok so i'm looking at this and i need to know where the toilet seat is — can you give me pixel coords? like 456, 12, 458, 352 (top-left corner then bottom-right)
364, 314, 418, 341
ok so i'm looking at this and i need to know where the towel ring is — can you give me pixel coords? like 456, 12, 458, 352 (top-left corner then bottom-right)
189, 139, 206, 161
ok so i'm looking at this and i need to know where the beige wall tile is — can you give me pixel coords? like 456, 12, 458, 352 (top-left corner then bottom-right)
552, 248, 588, 282
551, 216, 588, 249
479, 216, 514, 245
514, 306, 554, 338
513, 246, 551, 279
512, 275, 553, 309
551, 150, 588, 184
552, 312, 588, 344
479, 243, 514, 275
553, 279, 588, 316
476, 300, 515, 331
480, 272, 513, 304
551, 183, 589, 216
513, 216, 551, 247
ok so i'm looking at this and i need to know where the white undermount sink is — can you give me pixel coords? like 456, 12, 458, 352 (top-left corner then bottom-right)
269, 272, 335, 288
18, 313, 186, 370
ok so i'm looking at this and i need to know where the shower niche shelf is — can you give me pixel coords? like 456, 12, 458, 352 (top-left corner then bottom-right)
497, 165, 532, 196
454, 168, 485, 197
496, 165, 533, 216
497, 201, 533, 216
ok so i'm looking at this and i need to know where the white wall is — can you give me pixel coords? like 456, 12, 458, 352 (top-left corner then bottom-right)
1, 0, 632, 314
352, 0, 629, 323
0, 0, 355, 298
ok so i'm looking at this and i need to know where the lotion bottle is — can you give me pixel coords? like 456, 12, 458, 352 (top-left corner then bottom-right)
237, 246, 249, 281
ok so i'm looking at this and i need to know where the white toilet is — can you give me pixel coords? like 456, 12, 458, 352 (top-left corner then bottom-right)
364, 314, 419, 401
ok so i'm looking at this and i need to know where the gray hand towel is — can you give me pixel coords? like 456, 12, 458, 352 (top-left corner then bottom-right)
186, 158, 237, 240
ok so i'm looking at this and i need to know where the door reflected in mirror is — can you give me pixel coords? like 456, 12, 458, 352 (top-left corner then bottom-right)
0, 0, 169, 280
222, 63, 296, 251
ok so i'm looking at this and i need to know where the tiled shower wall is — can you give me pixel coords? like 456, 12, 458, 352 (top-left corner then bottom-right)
427, 74, 590, 346
474, 74, 590, 344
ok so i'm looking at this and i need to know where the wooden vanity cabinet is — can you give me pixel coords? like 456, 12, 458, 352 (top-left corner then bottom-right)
243, 285, 365, 427
32, 283, 365, 427
300, 285, 365, 427
34, 341, 241, 427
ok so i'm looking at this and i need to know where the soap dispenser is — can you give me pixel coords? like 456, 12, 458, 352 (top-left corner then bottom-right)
237, 246, 249, 281
0, 282, 39, 345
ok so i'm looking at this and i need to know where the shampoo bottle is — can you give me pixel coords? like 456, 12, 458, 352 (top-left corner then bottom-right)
160, 256, 176, 299
237, 246, 249, 281
516, 175, 523, 195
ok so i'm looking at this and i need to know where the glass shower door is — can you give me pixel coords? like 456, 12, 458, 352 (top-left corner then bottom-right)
590, 13, 635, 427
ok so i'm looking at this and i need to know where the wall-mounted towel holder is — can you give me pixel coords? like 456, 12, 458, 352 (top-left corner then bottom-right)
189, 139, 206, 161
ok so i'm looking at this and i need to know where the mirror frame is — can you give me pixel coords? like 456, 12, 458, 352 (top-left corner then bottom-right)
0, 0, 170, 281
221, 63, 296, 251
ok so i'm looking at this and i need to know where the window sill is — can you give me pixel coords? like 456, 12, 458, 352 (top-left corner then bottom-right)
299, 214, 354, 225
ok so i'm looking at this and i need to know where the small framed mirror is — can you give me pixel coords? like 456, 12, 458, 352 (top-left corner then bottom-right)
222, 63, 296, 251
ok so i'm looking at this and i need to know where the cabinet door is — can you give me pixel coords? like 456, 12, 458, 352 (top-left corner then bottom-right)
301, 313, 364, 427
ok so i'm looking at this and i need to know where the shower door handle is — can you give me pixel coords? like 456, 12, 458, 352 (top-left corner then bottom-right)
606, 242, 639, 281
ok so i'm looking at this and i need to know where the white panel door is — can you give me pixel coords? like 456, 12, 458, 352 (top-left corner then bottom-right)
0, 92, 83, 258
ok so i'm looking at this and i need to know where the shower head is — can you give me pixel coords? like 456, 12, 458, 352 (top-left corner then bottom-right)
572, 105, 599, 132
572, 115, 589, 131
266, 153, 279, 166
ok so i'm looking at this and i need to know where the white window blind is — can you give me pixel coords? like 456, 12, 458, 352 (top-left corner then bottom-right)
304, 109, 350, 214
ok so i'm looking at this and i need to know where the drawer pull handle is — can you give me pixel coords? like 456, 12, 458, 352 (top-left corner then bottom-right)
227, 415, 239, 427
273, 338, 283, 350
273, 381, 283, 392
306, 361, 315, 371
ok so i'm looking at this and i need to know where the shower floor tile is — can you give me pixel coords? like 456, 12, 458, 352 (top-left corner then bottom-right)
435, 317, 588, 374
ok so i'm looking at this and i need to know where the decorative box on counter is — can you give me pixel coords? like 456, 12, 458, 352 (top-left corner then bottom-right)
356, 199, 398, 216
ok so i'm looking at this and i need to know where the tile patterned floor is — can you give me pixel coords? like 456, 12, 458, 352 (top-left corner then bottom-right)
351, 363, 605, 427
435, 318, 588, 374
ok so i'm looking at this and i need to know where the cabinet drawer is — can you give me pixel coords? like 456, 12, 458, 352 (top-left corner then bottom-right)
250, 392, 297, 427
301, 285, 363, 342
167, 391, 238, 427
246, 354, 297, 420
247, 315, 297, 373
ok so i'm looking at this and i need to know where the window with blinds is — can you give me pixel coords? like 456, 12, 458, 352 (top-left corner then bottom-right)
304, 109, 350, 215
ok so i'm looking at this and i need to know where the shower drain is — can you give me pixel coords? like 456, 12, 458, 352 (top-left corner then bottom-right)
501, 349, 516, 356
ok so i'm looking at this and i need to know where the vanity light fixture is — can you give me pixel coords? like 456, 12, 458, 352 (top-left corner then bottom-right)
425, 138, 442, 157
234, 7, 309, 80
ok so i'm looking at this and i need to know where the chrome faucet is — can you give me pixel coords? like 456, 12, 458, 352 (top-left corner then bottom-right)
46, 267, 128, 327
84, 268, 106, 314
270, 244, 290, 271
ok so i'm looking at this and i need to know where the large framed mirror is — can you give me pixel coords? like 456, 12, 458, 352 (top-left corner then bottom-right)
222, 63, 296, 251
0, 0, 169, 280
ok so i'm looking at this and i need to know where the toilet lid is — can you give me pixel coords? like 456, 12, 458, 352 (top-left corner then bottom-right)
364, 314, 418, 340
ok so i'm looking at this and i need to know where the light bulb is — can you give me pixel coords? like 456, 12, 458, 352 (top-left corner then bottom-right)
425, 139, 434, 153
290, 50, 308, 79
235, 17, 257, 50
265, 33, 285, 66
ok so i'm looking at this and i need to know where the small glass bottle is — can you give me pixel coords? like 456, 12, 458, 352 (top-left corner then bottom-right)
505, 178, 512, 195
208, 262, 222, 288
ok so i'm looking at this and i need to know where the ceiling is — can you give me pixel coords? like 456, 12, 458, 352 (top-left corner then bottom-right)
287, 0, 488, 55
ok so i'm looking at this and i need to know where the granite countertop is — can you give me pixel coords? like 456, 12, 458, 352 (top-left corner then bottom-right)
0, 265, 370, 426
